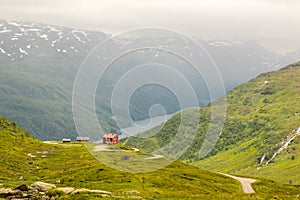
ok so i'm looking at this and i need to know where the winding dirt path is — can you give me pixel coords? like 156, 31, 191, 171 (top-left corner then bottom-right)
145, 154, 164, 160
219, 173, 256, 194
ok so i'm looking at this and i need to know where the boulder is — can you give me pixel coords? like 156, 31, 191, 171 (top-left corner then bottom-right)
55, 187, 75, 194
71, 188, 112, 195
123, 190, 141, 195
8, 189, 22, 195
14, 184, 29, 191
30, 182, 56, 192
89, 189, 112, 195
0, 188, 11, 197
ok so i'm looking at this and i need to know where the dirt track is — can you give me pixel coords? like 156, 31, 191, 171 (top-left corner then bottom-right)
219, 173, 256, 194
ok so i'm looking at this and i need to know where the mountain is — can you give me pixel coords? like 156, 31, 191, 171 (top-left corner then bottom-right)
0, 19, 110, 140
122, 62, 300, 185
1, 19, 300, 140
0, 115, 299, 199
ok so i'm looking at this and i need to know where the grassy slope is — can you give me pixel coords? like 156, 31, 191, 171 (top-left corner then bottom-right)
1, 116, 300, 199
122, 62, 300, 185
196, 63, 300, 184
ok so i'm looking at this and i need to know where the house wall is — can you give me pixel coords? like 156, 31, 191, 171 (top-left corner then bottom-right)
103, 135, 119, 145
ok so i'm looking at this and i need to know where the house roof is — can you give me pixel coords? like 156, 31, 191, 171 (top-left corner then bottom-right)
76, 137, 90, 140
103, 133, 118, 139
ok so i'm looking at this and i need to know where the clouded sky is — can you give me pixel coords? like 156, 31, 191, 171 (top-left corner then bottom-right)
0, 0, 299, 54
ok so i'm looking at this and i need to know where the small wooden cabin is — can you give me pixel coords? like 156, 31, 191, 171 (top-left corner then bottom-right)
62, 138, 71, 143
76, 137, 90, 142
103, 133, 118, 145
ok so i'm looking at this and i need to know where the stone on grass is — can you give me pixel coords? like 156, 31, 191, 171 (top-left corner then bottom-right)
123, 190, 141, 195
30, 182, 56, 192
71, 188, 112, 195
0, 188, 11, 197
15, 184, 29, 191
55, 187, 75, 194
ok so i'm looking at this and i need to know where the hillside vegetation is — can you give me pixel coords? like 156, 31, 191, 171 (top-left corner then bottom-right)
122, 62, 300, 184
1, 116, 300, 199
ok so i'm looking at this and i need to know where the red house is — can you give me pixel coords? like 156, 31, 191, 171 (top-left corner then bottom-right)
103, 133, 119, 145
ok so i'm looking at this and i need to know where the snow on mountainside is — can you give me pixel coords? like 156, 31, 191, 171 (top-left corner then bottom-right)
0, 19, 107, 62
0, 19, 297, 73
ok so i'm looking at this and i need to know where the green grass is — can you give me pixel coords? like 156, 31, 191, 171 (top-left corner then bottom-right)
1, 116, 300, 199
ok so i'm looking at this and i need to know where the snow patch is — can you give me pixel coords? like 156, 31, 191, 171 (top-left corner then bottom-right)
0, 48, 6, 54
208, 40, 243, 47
49, 27, 60, 32
28, 28, 41, 32
260, 54, 270, 60
72, 29, 88, 37
7, 20, 21, 27
37, 33, 48, 40
209, 41, 233, 47
183, 45, 191, 50
73, 33, 85, 43
19, 48, 28, 54
154, 50, 159, 58
0, 29, 12, 33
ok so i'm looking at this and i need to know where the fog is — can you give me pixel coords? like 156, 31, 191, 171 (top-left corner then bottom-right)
0, 0, 300, 54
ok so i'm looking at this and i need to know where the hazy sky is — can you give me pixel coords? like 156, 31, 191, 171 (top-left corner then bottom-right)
0, 0, 299, 54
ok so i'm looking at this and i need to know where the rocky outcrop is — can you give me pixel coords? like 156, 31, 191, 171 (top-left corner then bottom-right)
14, 184, 29, 191
0, 182, 113, 200
55, 187, 75, 194
0, 188, 24, 199
30, 182, 56, 192
71, 188, 112, 195
0, 188, 11, 197
123, 190, 141, 195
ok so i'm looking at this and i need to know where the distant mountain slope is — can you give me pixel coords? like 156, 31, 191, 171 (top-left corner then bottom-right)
1, 19, 299, 140
122, 62, 300, 184
0, 116, 299, 199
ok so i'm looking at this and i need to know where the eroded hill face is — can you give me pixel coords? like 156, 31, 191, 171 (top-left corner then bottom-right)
122, 63, 300, 184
